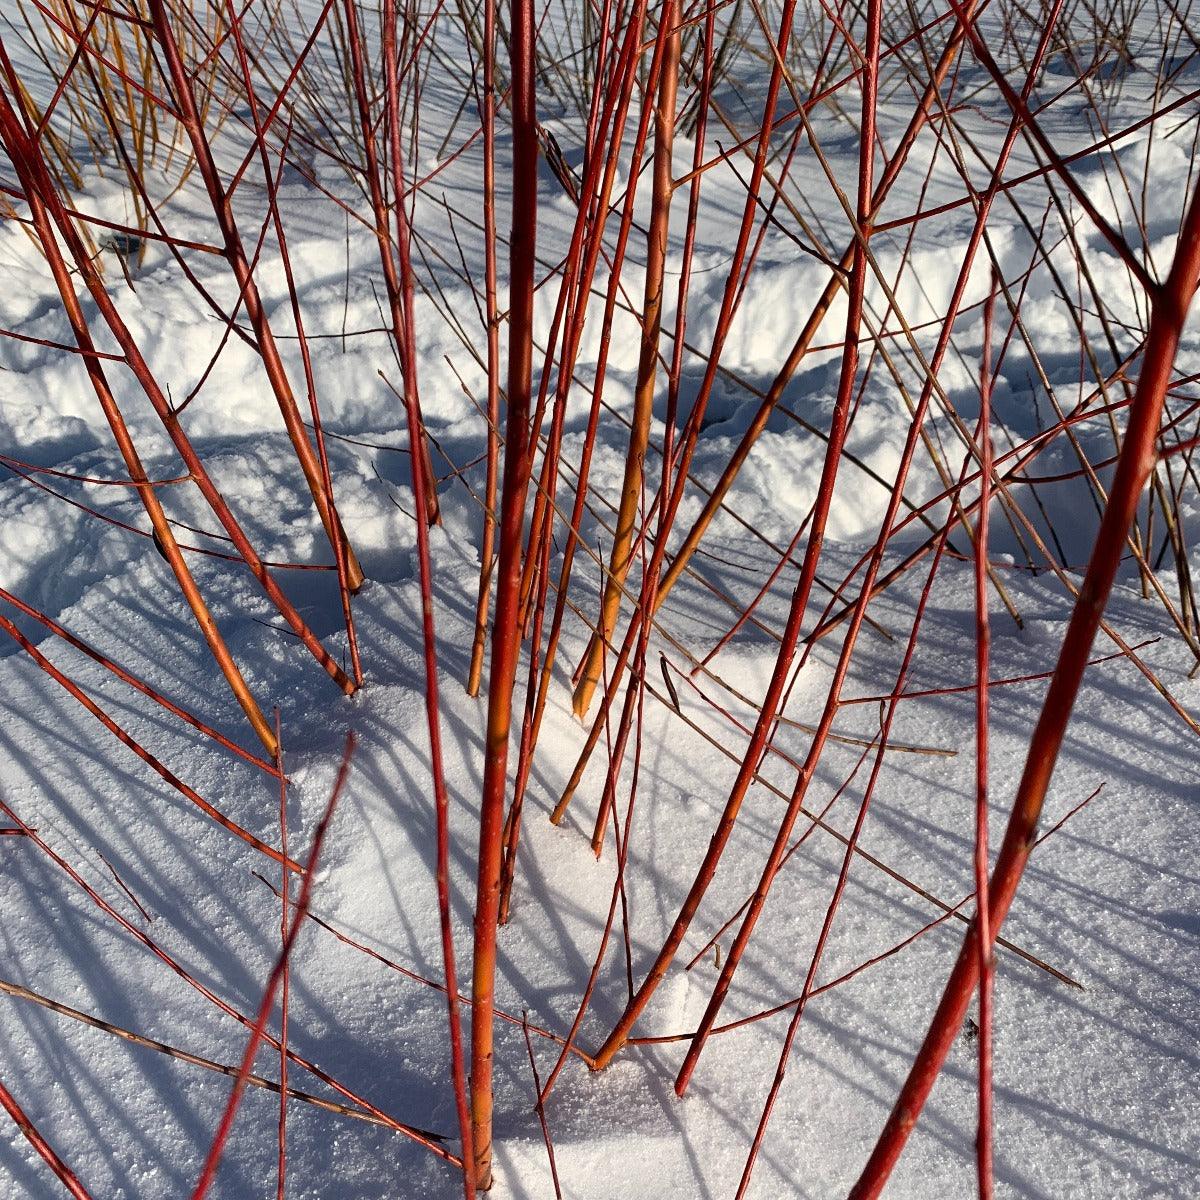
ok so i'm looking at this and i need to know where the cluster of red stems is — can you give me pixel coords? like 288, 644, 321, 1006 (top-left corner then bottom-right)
1, 0, 1199, 1197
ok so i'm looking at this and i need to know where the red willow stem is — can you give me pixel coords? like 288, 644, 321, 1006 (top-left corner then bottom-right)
974, 276, 999, 1200
0, 1074, 94, 1200
0, 325, 124, 359
404, 372, 481, 1195
24, 0, 175, 114
0, 454, 190, 488
669, 0, 965, 193
946, 0, 1153, 294
250, 869, 594, 1065
513, 0, 648, 636
644, 0, 987, 615
849, 169, 1200, 1200
470, 0, 538, 1187
722, 284, 1027, 1195
534, 530, 1076, 987
662, 0, 718, 467
500, 0, 652, 863
501, 0, 672, 917
590, 11, 811, 859
638, 788, 1107, 1053
173, 130, 293, 419
869, 80, 1200, 239
550, 0, 987, 835
220, 0, 343, 200
807, 375, 1139, 643
805, 399, 1200, 733
0, 971, 431, 1134
190, 735, 353, 1200
382, 0, 444, 533
536, 610, 651, 1104
29, 1, 105, 140
515, 94, 627, 637
842, 639, 1157, 707
275, 712, 290, 1200
466, 0, 501, 697
521, 1015, 563, 1200
2, 451, 336, 574
634, 779, 1107, 1050
696, 510, 812, 673
670, 0, 886, 1097
682, 733, 881, 974
379, 6, 476, 1185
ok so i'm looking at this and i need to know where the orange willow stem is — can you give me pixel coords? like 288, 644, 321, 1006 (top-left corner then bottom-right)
512, 0, 648, 650
496, 0, 653, 921
549, 0, 978, 823
470, 0, 537, 1188
572, 0, 680, 718
148, 0, 366, 590
555, 0, 805, 819
590, 0, 875, 1070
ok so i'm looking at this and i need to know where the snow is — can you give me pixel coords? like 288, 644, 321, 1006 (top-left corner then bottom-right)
1, 5, 1198, 1198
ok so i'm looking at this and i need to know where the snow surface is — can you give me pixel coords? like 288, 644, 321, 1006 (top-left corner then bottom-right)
0, 5, 1198, 1198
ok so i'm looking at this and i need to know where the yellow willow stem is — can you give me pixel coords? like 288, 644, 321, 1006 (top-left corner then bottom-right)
572, 5, 680, 717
